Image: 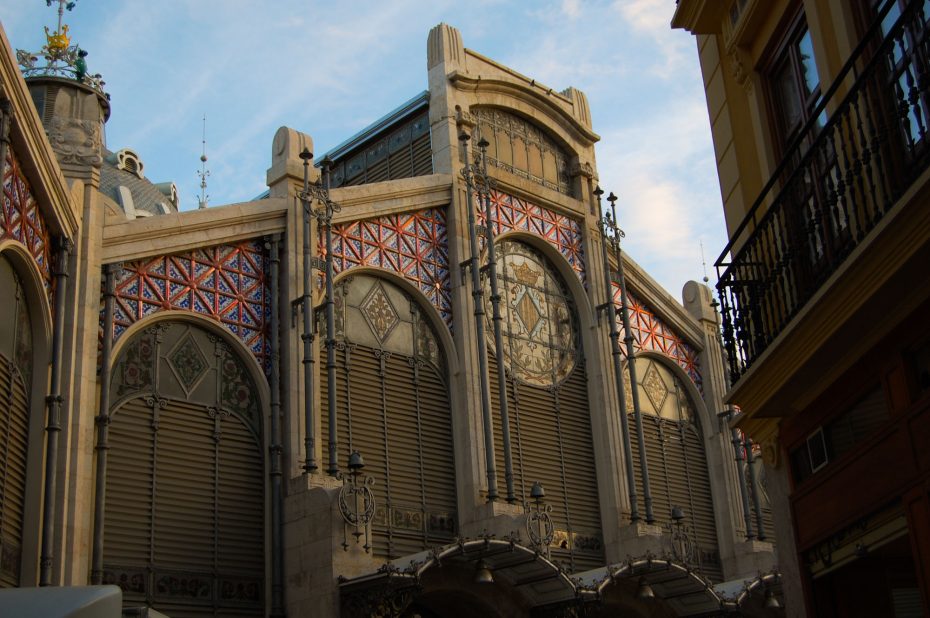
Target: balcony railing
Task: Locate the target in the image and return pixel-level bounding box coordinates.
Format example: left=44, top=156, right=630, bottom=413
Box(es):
left=716, top=0, right=930, bottom=382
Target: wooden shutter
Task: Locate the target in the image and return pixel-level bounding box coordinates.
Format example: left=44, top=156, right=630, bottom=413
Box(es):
left=0, top=358, right=29, bottom=588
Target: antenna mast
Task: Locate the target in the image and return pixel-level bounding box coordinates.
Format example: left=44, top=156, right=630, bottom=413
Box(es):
left=197, top=114, right=210, bottom=209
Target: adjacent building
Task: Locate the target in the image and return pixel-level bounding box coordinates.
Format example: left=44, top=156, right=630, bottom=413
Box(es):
left=673, top=0, right=930, bottom=615
left=2, top=8, right=783, bottom=616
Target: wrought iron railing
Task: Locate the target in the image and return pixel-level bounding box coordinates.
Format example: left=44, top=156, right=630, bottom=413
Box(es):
left=716, top=0, right=930, bottom=381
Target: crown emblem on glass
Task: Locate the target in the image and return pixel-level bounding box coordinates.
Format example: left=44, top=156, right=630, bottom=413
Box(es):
left=16, top=0, right=107, bottom=97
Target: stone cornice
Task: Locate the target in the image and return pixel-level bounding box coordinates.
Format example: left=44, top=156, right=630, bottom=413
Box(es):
left=329, top=174, right=452, bottom=223
left=670, top=0, right=723, bottom=35
left=101, top=198, right=288, bottom=262
left=0, top=27, right=79, bottom=238
left=447, top=70, right=599, bottom=146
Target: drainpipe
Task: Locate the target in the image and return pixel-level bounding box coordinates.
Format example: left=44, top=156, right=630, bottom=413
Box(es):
left=595, top=187, right=640, bottom=522
left=460, top=132, right=498, bottom=502
left=299, top=149, right=317, bottom=473
left=744, top=433, right=766, bottom=541
left=606, top=192, right=654, bottom=524
left=39, top=236, right=72, bottom=586
left=91, top=262, right=118, bottom=584
left=475, top=139, right=515, bottom=504
left=268, top=235, right=285, bottom=616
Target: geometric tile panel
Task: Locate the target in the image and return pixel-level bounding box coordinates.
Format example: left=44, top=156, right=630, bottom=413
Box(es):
left=109, top=240, right=270, bottom=372
left=477, top=190, right=586, bottom=284
left=613, top=282, right=702, bottom=391
left=2, top=147, right=53, bottom=299
left=324, top=207, right=451, bottom=327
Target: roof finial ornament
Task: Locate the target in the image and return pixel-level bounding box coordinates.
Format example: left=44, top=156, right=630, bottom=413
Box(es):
left=16, top=0, right=106, bottom=96
left=197, top=114, right=210, bottom=209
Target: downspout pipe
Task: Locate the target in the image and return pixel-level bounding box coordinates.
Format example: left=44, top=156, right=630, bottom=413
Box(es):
left=320, top=161, right=339, bottom=477
left=721, top=407, right=755, bottom=540
left=476, top=139, right=515, bottom=504
left=460, top=132, right=498, bottom=502
left=299, top=149, right=317, bottom=473
left=744, top=433, right=767, bottom=541
left=595, top=187, right=640, bottom=522
left=39, top=236, right=72, bottom=586
left=268, top=235, right=286, bottom=617
left=607, top=192, right=655, bottom=524
left=91, top=262, right=118, bottom=585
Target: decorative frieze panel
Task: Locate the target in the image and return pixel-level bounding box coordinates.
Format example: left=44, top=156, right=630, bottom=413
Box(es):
left=2, top=148, right=52, bottom=298
left=108, top=240, right=270, bottom=373
left=478, top=190, right=586, bottom=283
left=325, top=208, right=452, bottom=327
left=613, top=284, right=702, bottom=390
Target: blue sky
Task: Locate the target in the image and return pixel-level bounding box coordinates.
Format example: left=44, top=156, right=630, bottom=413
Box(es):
left=2, top=0, right=726, bottom=301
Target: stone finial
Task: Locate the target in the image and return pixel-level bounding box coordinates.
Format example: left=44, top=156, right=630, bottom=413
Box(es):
left=267, top=126, right=318, bottom=198
left=427, top=23, right=464, bottom=71
left=562, top=87, right=592, bottom=129
left=682, top=280, right=718, bottom=323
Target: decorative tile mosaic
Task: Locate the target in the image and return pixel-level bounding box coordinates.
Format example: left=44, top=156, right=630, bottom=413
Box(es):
left=613, top=283, right=702, bottom=390
left=109, top=240, right=270, bottom=372
left=324, top=207, right=451, bottom=327
left=2, top=148, right=52, bottom=298
left=477, top=190, right=586, bottom=284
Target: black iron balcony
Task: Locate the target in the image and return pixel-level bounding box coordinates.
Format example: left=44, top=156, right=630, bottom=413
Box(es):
left=716, top=0, right=930, bottom=382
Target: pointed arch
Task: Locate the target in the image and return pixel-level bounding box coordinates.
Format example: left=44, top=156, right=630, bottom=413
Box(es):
left=483, top=235, right=604, bottom=571
left=101, top=317, right=267, bottom=617
left=0, top=243, right=52, bottom=588
left=321, top=271, right=458, bottom=558
left=623, top=352, right=722, bottom=582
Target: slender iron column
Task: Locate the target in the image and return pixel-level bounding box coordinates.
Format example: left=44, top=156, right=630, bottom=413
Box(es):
left=720, top=407, right=754, bottom=540
left=298, top=148, right=317, bottom=473
left=304, top=159, right=342, bottom=476
left=475, top=139, right=515, bottom=503
left=39, top=236, right=72, bottom=586
left=744, top=433, right=766, bottom=540
left=595, top=187, right=640, bottom=522
left=268, top=235, right=285, bottom=617
left=606, top=192, right=654, bottom=523
left=91, top=262, right=118, bottom=585
left=460, top=132, right=498, bottom=502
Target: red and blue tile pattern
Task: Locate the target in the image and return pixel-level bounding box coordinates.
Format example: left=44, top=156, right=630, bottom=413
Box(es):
left=110, top=241, right=271, bottom=372
left=477, top=191, right=586, bottom=283
left=613, top=283, right=702, bottom=390
left=325, top=208, right=452, bottom=327
left=2, top=149, right=52, bottom=298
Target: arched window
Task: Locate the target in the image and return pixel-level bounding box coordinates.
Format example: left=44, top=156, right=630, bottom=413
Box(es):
left=487, top=240, right=603, bottom=571
left=473, top=108, right=573, bottom=196
left=0, top=255, right=34, bottom=588
left=103, top=321, right=264, bottom=617
left=624, top=357, right=722, bottom=581
left=321, top=275, right=456, bottom=559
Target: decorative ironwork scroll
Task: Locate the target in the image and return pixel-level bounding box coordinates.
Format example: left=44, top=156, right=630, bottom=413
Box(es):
left=325, top=208, right=452, bottom=327
left=2, top=148, right=53, bottom=298
left=338, top=452, right=377, bottom=553
left=478, top=190, right=586, bottom=284
left=108, top=240, right=270, bottom=373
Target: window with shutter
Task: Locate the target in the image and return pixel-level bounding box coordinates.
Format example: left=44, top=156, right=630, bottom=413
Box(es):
left=103, top=322, right=264, bottom=617
left=320, top=275, right=455, bottom=559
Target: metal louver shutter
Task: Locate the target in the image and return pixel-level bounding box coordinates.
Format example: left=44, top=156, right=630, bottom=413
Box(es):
left=491, top=357, right=604, bottom=572
left=629, top=415, right=722, bottom=582
left=104, top=397, right=264, bottom=617
left=0, top=358, right=29, bottom=588
left=104, top=398, right=155, bottom=606
left=322, top=344, right=456, bottom=559
left=411, top=133, right=433, bottom=177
